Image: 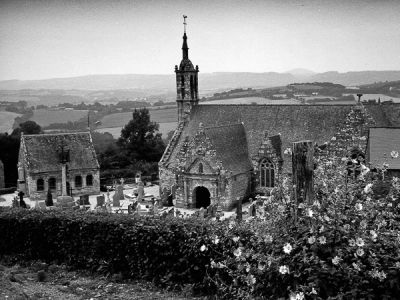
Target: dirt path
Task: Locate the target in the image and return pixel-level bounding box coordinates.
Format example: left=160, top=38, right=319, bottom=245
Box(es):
left=0, top=261, right=199, bottom=300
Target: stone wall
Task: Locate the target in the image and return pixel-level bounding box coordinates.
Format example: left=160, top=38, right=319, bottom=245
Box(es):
left=27, top=168, right=100, bottom=201
left=224, top=172, right=251, bottom=209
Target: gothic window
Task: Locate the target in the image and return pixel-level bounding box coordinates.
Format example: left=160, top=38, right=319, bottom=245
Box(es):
left=75, top=175, right=82, bottom=188
left=198, top=163, right=203, bottom=174
left=37, top=178, right=44, bottom=191
left=190, top=75, right=195, bottom=99
left=181, top=75, right=185, bottom=99
left=48, top=177, right=56, bottom=191
left=259, top=159, right=275, bottom=188
left=86, top=174, right=93, bottom=186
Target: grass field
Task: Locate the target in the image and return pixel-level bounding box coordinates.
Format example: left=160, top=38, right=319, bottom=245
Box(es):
left=202, top=97, right=300, bottom=105
left=98, top=108, right=177, bottom=129
left=29, top=109, right=89, bottom=127
left=96, top=122, right=177, bottom=139
left=0, top=111, right=21, bottom=133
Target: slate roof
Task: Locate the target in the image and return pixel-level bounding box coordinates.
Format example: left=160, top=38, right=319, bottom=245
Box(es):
left=367, top=127, right=400, bottom=169
left=21, top=132, right=99, bottom=173
left=204, top=123, right=252, bottom=175
left=163, top=104, right=394, bottom=172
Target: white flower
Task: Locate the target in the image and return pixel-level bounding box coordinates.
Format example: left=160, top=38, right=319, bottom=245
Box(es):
left=232, top=236, right=240, bottom=243
left=395, top=262, right=400, bottom=269
left=319, top=225, right=325, bottom=233
left=391, top=151, right=399, bottom=159
left=332, top=256, right=341, bottom=265
left=311, top=287, right=317, bottom=295
left=279, top=265, right=289, bottom=274
left=364, top=183, right=373, bottom=194
left=352, top=262, right=361, bottom=271
left=283, top=243, right=293, bottom=254
left=356, top=248, right=364, bottom=257
left=233, top=247, right=242, bottom=257
left=355, top=203, right=363, bottom=211
left=212, top=236, right=220, bottom=244
left=319, top=236, right=327, bottom=244
left=200, top=244, right=207, bottom=252
left=308, top=236, right=316, bottom=244
left=290, top=292, right=305, bottom=300
left=349, top=239, right=356, bottom=247
left=306, top=209, right=314, bottom=217
left=258, top=263, right=265, bottom=271
left=249, top=274, right=256, bottom=285
left=356, top=237, right=364, bottom=247
left=331, top=136, right=336, bottom=141
left=370, top=230, right=378, bottom=242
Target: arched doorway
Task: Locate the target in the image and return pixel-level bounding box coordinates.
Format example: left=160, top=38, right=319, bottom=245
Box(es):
left=193, top=186, right=210, bottom=209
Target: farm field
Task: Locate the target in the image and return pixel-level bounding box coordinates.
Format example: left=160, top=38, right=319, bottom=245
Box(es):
left=29, top=109, right=88, bottom=127
left=344, top=93, right=400, bottom=103
left=96, top=121, right=177, bottom=139
left=0, top=111, right=20, bottom=133
left=202, top=97, right=300, bottom=104
left=98, top=108, right=176, bottom=128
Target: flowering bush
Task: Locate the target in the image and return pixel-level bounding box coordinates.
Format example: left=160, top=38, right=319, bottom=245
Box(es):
left=202, top=156, right=400, bottom=299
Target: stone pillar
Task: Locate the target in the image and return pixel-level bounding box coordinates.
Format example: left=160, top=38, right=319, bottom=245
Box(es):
left=292, top=141, right=314, bottom=205
left=61, top=164, right=67, bottom=196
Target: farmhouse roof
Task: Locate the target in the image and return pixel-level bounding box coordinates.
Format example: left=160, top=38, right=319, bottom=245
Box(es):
left=162, top=104, right=394, bottom=171
left=21, top=132, right=99, bottom=173
left=204, top=123, right=252, bottom=175
left=367, top=127, right=400, bottom=170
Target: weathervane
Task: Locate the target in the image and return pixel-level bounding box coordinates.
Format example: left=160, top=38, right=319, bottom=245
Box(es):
left=183, top=15, right=187, bottom=33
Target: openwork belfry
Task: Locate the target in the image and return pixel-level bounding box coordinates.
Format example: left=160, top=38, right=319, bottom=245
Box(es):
left=158, top=16, right=399, bottom=210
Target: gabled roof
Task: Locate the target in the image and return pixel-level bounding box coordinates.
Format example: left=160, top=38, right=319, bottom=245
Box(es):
left=204, top=123, right=252, bottom=175
left=367, top=127, right=400, bottom=169
left=163, top=104, right=394, bottom=172
left=21, top=132, right=99, bottom=173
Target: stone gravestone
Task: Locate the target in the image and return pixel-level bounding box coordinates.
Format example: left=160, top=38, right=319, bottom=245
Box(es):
left=248, top=203, right=256, bottom=217
left=137, top=181, right=144, bottom=201
left=112, top=193, right=121, bottom=207
left=79, top=194, right=90, bottom=205
left=198, top=207, right=204, bottom=218
left=115, top=185, right=124, bottom=201
left=96, top=195, right=105, bottom=207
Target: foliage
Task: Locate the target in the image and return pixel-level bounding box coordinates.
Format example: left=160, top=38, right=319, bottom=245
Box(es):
left=117, top=108, right=165, bottom=163
left=0, top=121, right=42, bottom=187
left=0, top=208, right=214, bottom=292
left=202, top=157, right=400, bottom=299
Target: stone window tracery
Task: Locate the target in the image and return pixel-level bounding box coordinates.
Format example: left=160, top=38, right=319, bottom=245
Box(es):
left=259, top=159, right=274, bottom=187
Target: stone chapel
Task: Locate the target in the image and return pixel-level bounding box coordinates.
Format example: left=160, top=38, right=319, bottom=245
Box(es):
left=158, top=22, right=400, bottom=210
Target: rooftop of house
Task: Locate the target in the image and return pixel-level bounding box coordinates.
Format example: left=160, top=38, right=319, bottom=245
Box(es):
left=367, top=127, right=400, bottom=170
left=21, top=132, right=99, bottom=173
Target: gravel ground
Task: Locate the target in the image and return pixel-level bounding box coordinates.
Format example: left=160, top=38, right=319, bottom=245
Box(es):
left=0, top=260, right=201, bottom=300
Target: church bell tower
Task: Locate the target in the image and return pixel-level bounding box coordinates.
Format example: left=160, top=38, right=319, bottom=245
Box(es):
left=175, top=15, right=199, bottom=123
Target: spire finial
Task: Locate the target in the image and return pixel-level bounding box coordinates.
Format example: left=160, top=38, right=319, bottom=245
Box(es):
left=183, top=15, right=187, bottom=33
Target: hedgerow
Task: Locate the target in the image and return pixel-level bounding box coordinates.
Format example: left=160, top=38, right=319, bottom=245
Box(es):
left=0, top=208, right=215, bottom=293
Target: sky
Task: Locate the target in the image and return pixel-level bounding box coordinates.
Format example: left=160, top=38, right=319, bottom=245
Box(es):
left=0, top=0, right=399, bottom=81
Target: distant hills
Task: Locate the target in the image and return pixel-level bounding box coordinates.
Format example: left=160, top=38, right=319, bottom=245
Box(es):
left=1, top=71, right=400, bottom=92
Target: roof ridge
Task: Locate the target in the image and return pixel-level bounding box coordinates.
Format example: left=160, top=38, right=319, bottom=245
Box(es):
left=198, top=103, right=356, bottom=107
left=23, top=131, right=90, bottom=137
left=370, top=126, right=400, bottom=129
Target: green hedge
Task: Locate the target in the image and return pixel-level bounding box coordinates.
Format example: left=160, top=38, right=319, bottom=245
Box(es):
left=0, top=208, right=214, bottom=292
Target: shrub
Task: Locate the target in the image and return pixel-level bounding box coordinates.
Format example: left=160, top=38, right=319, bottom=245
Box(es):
left=0, top=209, right=213, bottom=292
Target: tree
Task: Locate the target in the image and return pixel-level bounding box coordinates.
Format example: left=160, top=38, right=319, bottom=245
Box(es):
left=11, top=120, right=42, bottom=136
left=117, top=108, right=165, bottom=163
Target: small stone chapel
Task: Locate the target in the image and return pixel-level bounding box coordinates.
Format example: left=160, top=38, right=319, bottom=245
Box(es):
left=158, top=18, right=398, bottom=210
